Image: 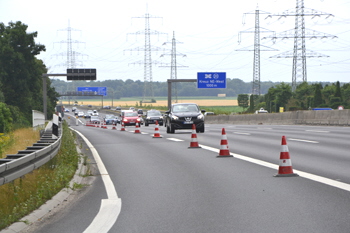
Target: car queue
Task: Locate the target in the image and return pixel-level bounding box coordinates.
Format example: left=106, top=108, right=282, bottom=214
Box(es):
left=65, top=105, right=208, bottom=132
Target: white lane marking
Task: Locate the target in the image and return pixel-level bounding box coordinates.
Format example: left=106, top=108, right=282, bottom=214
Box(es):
left=71, top=129, right=121, bottom=233
left=289, top=138, right=319, bottom=144
left=306, top=130, right=329, bottom=133
left=167, top=138, right=184, bottom=142
left=233, top=132, right=251, bottom=135
left=199, top=144, right=350, bottom=192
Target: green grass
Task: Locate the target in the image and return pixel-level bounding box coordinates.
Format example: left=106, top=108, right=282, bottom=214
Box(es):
left=0, top=122, right=80, bottom=230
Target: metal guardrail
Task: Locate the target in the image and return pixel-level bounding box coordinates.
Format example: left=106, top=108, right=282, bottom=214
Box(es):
left=0, top=122, right=62, bottom=186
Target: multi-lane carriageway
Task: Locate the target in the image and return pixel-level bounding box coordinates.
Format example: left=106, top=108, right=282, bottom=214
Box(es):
left=15, top=113, right=350, bottom=233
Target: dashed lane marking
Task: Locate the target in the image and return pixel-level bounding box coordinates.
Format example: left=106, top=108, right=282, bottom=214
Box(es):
left=289, top=138, right=319, bottom=144
left=233, top=132, right=251, bottom=135
left=166, top=138, right=184, bottom=142
left=305, top=130, right=329, bottom=133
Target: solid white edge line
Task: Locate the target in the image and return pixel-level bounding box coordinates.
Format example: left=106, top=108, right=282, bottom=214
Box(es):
left=199, top=144, right=350, bottom=192
left=71, top=129, right=121, bottom=233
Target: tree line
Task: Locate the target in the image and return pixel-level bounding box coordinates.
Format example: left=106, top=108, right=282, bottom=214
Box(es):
left=238, top=81, right=350, bottom=113
left=51, top=78, right=279, bottom=100
left=0, top=21, right=58, bottom=133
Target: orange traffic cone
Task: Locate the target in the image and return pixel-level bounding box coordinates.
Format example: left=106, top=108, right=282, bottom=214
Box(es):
left=153, top=121, right=162, bottom=138
left=274, top=136, right=299, bottom=177
left=134, top=122, right=141, bottom=134
left=188, top=124, right=201, bottom=148
left=120, top=122, right=125, bottom=131
left=217, top=128, right=233, bottom=157
left=112, top=123, right=117, bottom=130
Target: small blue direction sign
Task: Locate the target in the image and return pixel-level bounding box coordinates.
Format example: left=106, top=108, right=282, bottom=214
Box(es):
left=197, top=72, right=226, bottom=88
left=77, top=87, right=107, bottom=96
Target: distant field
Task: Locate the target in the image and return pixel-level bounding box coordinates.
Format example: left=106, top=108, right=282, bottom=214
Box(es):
left=61, top=98, right=238, bottom=107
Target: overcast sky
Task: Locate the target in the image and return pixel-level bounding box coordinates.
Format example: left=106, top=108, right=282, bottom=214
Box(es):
left=1, top=0, right=349, bottom=84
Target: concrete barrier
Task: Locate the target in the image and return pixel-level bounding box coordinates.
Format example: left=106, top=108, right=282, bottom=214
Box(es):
left=205, top=110, right=350, bottom=126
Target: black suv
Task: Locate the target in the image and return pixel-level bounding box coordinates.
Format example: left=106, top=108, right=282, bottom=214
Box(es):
left=164, top=103, right=205, bottom=133
left=144, top=110, right=164, bottom=126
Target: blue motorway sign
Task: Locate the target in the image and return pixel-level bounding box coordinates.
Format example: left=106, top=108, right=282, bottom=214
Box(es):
left=197, top=72, right=226, bottom=88
left=77, top=87, right=107, bottom=96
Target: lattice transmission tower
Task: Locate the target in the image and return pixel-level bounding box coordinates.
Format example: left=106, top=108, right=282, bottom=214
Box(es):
left=127, top=12, right=166, bottom=102
left=263, top=0, right=336, bottom=91
left=237, top=7, right=277, bottom=95
left=55, top=20, right=86, bottom=69
left=160, top=31, right=187, bottom=103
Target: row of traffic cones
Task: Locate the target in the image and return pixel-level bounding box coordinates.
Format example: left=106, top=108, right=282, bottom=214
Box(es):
left=188, top=124, right=298, bottom=177
left=88, top=120, right=298, bottom=177
left=92, top=120, right=162, bottom=138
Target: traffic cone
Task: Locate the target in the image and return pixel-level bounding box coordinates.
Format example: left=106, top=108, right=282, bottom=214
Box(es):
left=134, top=122, right=141, bottom=134
left=217, top=128, right=233, bottom=157
left=112, top=122, right=117, bottom=130
left=188, top=124, right=201, bottom=148
left=274, top=136, right=299, bottom=177
left=153, top=120, right=162, bottom=138
left=120, top=122, right=125, bottom=131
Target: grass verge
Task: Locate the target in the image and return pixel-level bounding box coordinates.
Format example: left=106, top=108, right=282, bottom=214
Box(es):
left=1, top=128, right=41, bottom=159
left=0, top=121, right=80, bottom=230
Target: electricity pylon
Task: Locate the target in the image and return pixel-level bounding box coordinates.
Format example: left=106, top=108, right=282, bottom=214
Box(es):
left=160, top=31, right=187, bottom=103
left=237, top=7, right=277, bottom=95
left=54, top=20, right=87, bottom=102
left=127, top=12, right=166, bottom=103
left=55, top=20, right=86, bottom=69
left=263, top=0, right=336, bottom=91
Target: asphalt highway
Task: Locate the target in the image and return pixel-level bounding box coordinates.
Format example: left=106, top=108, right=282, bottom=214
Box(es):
left=24, top=114, right=350, bottom=233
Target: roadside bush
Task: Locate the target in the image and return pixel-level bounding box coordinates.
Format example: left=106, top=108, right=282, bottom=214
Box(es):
left=0, top=102, right=13, bottom=133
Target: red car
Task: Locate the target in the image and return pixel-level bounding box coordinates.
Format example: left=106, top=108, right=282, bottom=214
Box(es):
left=121, top=111, right=142, bottom=126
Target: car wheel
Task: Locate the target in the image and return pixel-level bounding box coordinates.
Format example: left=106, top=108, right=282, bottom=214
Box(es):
left=159, top=123, right=163, bottom=126
left=199, top=125, right=205, bottom=133
left=145, top=122, right=149, bottom=126
left=167, top=123, right=175, bottom=134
